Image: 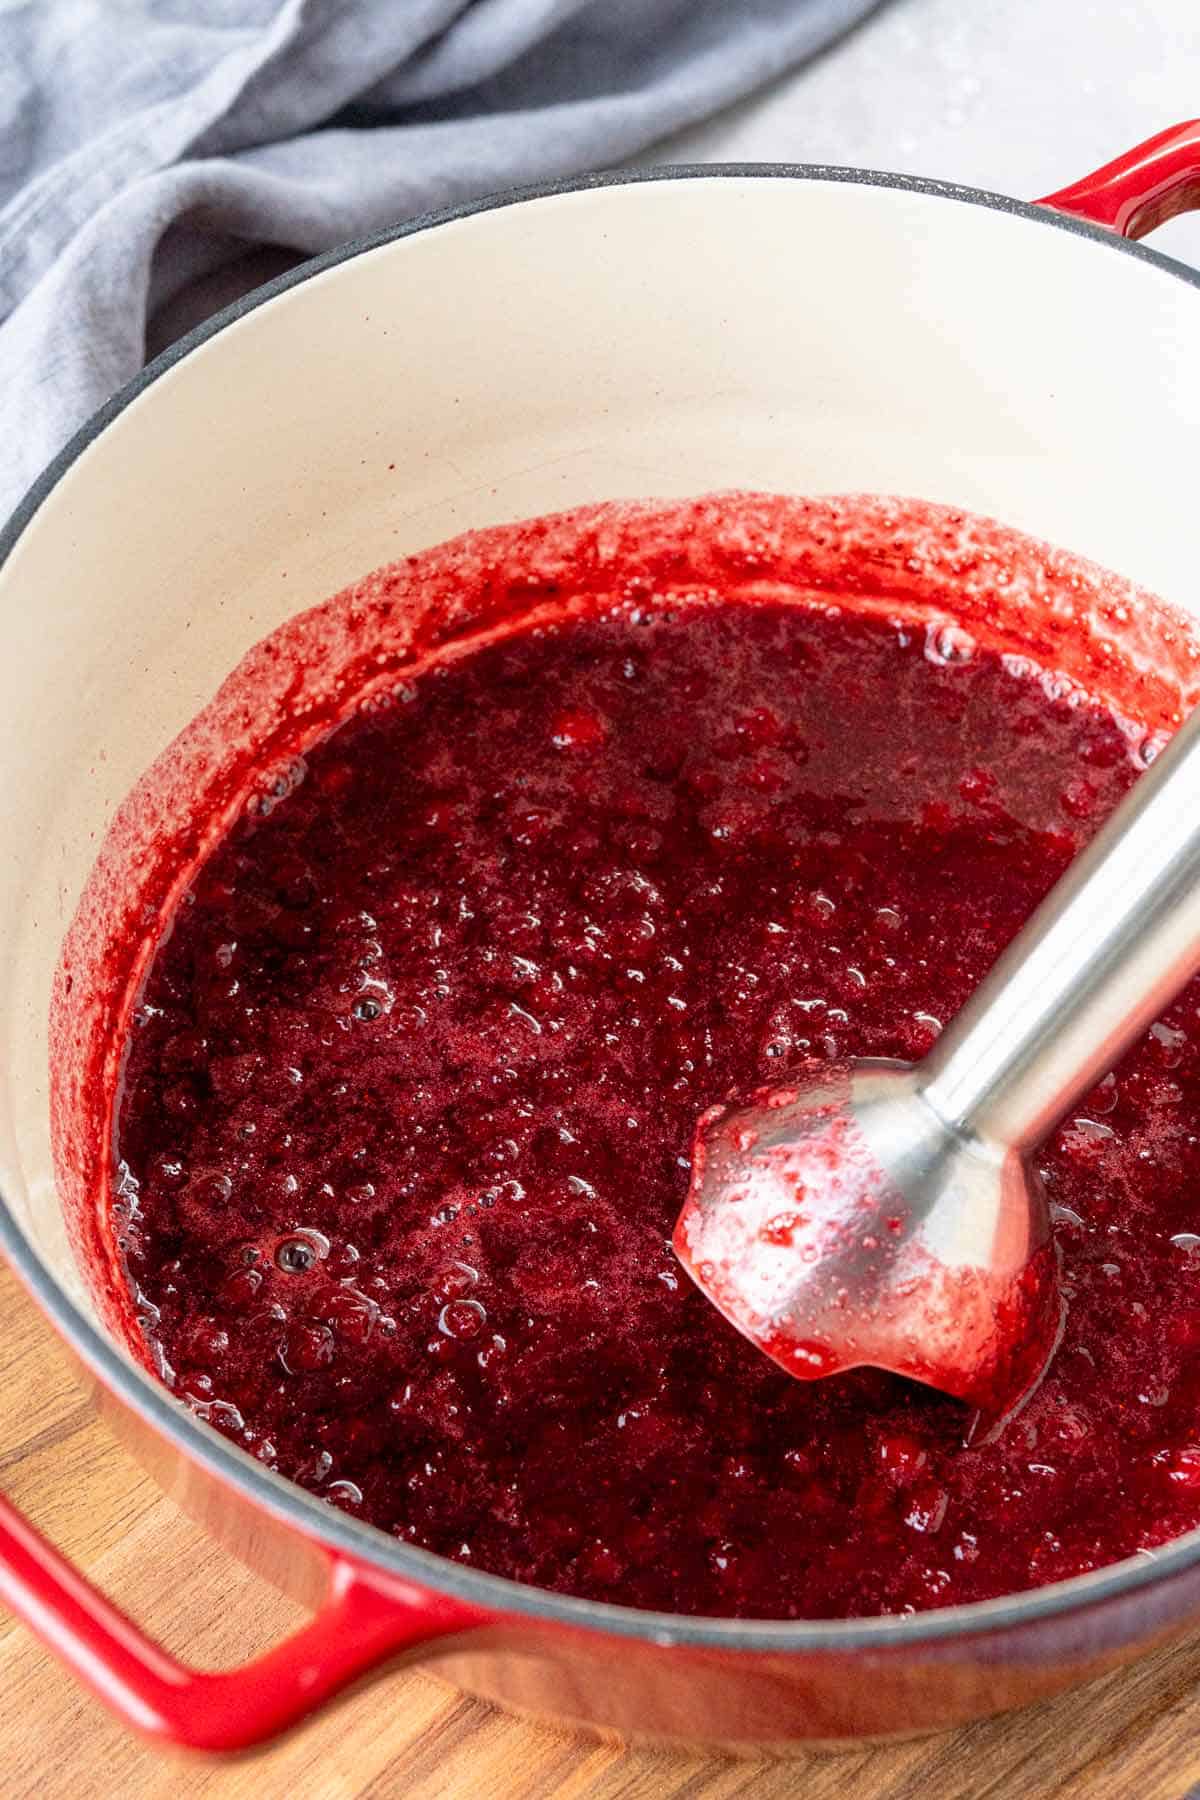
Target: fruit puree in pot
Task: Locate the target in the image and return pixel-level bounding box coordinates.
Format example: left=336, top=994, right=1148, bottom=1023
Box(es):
left=83, top=495, right=1200, bottom=1620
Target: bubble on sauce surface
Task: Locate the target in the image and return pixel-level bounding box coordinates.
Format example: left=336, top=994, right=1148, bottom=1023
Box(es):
left=924, top=622, right=975, bottom=667
left=274, top=1230, right=330, bottom=1274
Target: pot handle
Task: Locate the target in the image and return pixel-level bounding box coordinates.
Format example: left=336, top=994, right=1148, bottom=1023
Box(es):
left=0, top=1488, right=483, bottom=1751
left=1036, top=119, right=1200, bottom=238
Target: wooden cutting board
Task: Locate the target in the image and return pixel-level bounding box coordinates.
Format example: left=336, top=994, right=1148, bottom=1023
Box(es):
left=1, top=1255, right=1199, bottom=1800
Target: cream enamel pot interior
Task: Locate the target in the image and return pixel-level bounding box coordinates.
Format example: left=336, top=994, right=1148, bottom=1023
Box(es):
left=1, top=126, right=1200, bottom=1754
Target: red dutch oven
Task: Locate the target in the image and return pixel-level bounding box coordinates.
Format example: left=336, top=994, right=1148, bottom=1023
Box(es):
left=0, top=124, right=1199, bottom=1754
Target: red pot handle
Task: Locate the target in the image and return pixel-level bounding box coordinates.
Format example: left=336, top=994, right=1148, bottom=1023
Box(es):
left=0, top=1488, right=483, bottom=1751
left=1036, top=119, right=1200, bottom=238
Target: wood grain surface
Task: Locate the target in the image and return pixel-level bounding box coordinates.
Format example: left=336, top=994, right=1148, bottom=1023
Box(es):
left=1, top=1257, right=1199, bottom=1800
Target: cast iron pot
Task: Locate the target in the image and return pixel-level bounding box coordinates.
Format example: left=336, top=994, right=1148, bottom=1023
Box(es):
left=0, top=124, right=1199, bottom=1755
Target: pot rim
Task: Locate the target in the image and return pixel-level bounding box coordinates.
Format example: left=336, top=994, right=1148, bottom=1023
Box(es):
left=4, top=160, right=1200, bottom=1654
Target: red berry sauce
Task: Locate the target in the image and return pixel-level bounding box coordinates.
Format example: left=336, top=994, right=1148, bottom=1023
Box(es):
left=101, top=498, right=1200, bottom=1618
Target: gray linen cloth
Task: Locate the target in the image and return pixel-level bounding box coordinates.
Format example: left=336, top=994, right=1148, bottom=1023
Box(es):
left=0, top=0, right=879, bottom=518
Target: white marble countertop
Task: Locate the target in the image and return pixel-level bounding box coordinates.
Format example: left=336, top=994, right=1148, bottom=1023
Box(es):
left=653, top=0, right=1200, bottom=271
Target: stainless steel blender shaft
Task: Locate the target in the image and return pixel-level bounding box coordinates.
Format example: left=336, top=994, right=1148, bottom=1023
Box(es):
left=921, top=706, right=1200, bottom=1151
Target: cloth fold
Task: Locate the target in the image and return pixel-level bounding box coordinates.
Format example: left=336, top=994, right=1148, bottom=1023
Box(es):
left=0, top=0, right=879, bottom=517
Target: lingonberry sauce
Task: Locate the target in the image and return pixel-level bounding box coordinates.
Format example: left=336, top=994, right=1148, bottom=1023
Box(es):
left=110, top=518, right=1200, bottom=1620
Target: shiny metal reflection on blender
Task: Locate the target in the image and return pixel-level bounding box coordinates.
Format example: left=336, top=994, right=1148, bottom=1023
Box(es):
left=678, top=698, right=1200, bottom=1404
